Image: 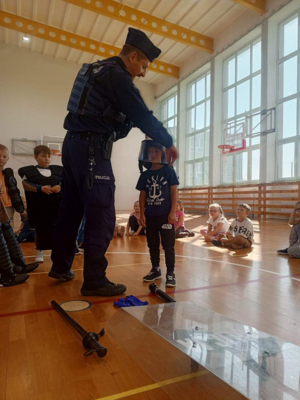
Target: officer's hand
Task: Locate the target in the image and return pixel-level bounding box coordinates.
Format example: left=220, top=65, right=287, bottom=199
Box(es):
left=132, top=232, right=139, bottom=236
left=166, top=144, right=178, bottom=166
left=140, top=215, right=146, bottom=228
left=0, top=183, right=4, bottom=196
left=168, top=212, right=176, bottom=225
left=51, top=185, right=61, bottom=194
left=42, top=185, right=52, bottom=195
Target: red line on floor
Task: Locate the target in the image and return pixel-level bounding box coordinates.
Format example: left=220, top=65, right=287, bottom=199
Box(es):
left=1, top=273, right=300, bottom=319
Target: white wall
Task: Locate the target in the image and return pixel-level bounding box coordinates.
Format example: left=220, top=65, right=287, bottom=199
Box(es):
left=0, top=42, right=155, bottom=210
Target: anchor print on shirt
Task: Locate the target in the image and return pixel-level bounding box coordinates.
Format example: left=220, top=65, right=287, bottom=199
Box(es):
left=146, top=175, right=168, bottom=206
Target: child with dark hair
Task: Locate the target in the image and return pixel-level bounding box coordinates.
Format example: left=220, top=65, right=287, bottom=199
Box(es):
left=18, top=145, right=63, bottom=263
left=137, top=140, right=179, bottom=287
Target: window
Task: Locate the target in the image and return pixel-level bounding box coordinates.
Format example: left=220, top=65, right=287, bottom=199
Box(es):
left=222, top=38, right=262, bottom=184
left=161, top=93, right=178, bottom=148
left=277, top=13, right=300, bottom=180
left=185, top=72, right=210, bottom=187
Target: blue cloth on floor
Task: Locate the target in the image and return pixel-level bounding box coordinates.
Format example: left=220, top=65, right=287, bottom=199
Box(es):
left=113, top=295, right=149, bottom=307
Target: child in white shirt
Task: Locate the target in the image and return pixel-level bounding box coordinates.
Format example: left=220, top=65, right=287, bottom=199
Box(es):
left=200, top=203, right=229, bottom=242
left=213, top=203, right=254, bottom=249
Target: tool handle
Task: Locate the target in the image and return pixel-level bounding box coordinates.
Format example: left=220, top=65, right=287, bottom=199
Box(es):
left=149, top=283, right=176, bottom=303
left=82, top=332, right=107, bottom=358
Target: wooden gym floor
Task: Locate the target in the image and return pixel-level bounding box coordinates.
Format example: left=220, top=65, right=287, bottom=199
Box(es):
left=0, top=212, right=299, bottom=400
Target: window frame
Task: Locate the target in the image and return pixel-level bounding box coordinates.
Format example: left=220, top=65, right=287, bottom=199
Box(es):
left=276, top=11, right=300, bottom=181
left=160, top=92, right=178, bottom=148
left=221, top=36, right=262, bottom=185
left=184, top=70, right=211, bottom=188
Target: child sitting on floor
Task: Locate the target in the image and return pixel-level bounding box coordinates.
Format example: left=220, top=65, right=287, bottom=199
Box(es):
left=277, top=201, right=300, bottom=257
left=126, top=201, right=146, bottom=236
left=175, top=200, right=195, bottom=238
left=200, top=203, right=229, bottom=242
left=212, top=203, right=254, bottom=249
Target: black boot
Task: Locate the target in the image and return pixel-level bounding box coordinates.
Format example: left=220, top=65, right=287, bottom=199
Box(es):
left=1, top=221, right=39, bottom=274
left=0, top=223, right=29, bottom=287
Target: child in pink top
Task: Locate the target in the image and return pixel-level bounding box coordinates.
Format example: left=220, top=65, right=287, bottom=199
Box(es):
left=175, top=200, right=195, bottom=238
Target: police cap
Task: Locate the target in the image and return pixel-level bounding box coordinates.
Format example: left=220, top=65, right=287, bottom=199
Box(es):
left=126, top=27, right=161, bottom=62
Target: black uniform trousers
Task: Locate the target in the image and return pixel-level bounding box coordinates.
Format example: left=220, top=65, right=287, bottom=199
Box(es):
left=145, top=214, right=175, bottom=273
left=51, top=132, right=115, bottom=289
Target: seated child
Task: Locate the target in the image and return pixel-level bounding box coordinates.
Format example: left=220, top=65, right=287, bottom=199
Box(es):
left=277, top=201, right=300, bottom=257
left=126, top=201, right=146, bottom=236
left=0, top=144, right=24, bottom=228
left=137, top=140, right=179, bottom=287
left=15, top=198, right=36, bottom=243
left=212, top=203, right=254, bottom=249
left=200, top=203, right=229, bottom=242
left=18, top=145, right=63, bottom=263
left=113, top=223, right=126, bottom=238
left=175, top=200, right=195, bottom=238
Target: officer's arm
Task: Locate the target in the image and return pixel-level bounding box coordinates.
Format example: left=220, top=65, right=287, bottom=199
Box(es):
left=111, top=71, right=173, bottom=149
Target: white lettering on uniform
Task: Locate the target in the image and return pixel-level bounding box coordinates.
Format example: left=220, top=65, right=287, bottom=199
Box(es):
left=95, top=175, right=110, bottom=180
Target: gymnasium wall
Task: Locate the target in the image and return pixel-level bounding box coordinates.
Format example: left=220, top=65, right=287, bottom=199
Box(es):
left=0, top=42, right=155, bottom=210
left=155, top=0, right=291, bottom=98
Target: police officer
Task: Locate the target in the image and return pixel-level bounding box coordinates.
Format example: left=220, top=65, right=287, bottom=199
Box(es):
left=48, top=27, right=178, bottom=297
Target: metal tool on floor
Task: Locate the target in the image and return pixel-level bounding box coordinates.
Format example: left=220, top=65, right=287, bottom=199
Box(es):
left=149, top=283, right=176, bottom=303
left=51, top=300, right=107, bottom=357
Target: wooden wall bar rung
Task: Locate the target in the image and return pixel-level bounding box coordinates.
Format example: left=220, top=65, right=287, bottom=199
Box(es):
left=178, top=181, right=300, bottom=219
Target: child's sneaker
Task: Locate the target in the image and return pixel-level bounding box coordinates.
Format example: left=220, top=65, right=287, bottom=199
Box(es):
left=212, top=239, right=223, bottom=247
left=277, top=248, right=289, bottom=255
left=35, top=250, right=44, bottom=263
left=143, top=268, right=161, bottom=282
left=166, top=272, right=176, bottom=287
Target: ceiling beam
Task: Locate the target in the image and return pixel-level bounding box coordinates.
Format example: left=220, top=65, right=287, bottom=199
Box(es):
left=0, top=11, right=179, bottom=78
left=63, top=0, right=214, bottom=53
left=230, top=0, right=266, bottom=14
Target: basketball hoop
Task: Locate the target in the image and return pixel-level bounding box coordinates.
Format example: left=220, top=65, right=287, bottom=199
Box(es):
left=51, top=149, right=62, bottom=156
left=218, top=144, right=234, bottom=155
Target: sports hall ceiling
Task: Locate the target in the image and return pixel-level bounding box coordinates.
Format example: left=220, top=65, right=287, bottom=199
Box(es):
left=0, top=0, right=266, bottom=85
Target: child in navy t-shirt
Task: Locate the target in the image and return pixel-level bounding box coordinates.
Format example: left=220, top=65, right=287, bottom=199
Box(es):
left=136, top=142, right=179, bottom=287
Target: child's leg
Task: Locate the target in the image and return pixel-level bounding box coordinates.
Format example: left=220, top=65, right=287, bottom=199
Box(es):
left=229, top=236, right=252, bottom=249
left=16, top=230, right=30, bottom=243
left=289, top=225, right=299, bottom=247
left=129, top=215, right=139, bottom=233
left=160, top=216, right=175, bottom=273
left=288, top=242, right=300, bottom=258
left=175, top=226, right=189, bottom=238
left=146, top=216, right=161, bottom=269
left=117, top=226, right=125, bottom=237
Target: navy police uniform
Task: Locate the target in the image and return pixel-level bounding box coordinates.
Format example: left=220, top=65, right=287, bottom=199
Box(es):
left=50, top=28, right=173, bottom=293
